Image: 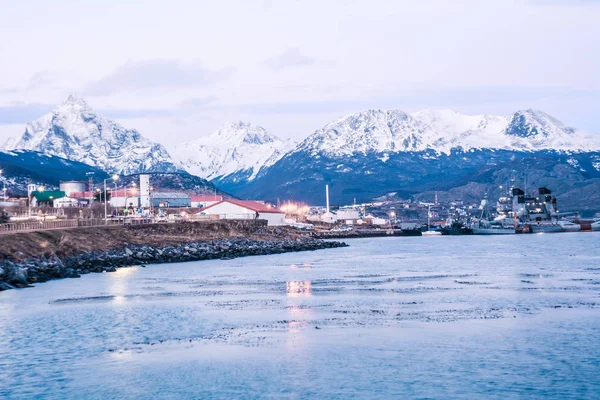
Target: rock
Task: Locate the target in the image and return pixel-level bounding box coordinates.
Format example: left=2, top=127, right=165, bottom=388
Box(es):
left=0, top=233, right=348, bottom=290
left=4, top=262, right=29, bottom=285
left=0, top=281, right=15, bottom=291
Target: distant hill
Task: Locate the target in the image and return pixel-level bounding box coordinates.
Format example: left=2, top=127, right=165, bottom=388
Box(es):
left=0, top=149, right=108, bottom=195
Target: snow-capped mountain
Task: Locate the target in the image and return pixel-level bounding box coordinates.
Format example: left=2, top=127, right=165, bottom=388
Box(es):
left=219, top=108, right=600, bottom=208
left=4, top=95, right=178, bottom=175
left=173, top=121, right=295, bottom=181
left=1, top=137, right=17, bottom=150
left=295, top=108, right=600, bottom=157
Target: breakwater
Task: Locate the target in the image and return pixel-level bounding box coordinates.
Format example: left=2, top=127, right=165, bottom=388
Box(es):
left=0, top=220, right=347, bottom=290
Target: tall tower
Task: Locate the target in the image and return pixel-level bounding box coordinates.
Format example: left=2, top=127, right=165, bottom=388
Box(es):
left=139, top=174, right=150, bottom=208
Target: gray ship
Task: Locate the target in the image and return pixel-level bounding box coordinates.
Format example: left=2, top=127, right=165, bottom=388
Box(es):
left=471, top=186, right=580, bottom=234
left=470, top=197, right=516, bottom=235
left=510, top=187, right=579, bottom=233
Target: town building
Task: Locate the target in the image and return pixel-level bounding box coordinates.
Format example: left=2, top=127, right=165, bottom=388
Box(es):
left=31, top=191, right=66, bottom=207
left=109, top=188, right=141, bottom=208
left=191, top=194, right=223, bottom=208
left=151, top=192, right=191, bottom=208
left=196, top=199, right=285, bottom=226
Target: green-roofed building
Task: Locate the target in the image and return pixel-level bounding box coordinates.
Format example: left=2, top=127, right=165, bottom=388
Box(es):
left=32, top=191, right=66, bottom=207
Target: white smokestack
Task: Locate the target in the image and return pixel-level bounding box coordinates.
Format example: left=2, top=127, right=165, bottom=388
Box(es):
left=326, top=184, right=330, bottom=213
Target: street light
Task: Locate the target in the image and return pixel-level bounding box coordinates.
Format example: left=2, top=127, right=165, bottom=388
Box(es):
left=104, top=174, right=119, bottom=222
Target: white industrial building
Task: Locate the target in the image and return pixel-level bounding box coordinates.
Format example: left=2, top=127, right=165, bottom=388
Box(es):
left=336, top=208, right=360, bottom=220
left=191, top=195, right=223, bottom=208
left=196, top=199, right=285, bottom=226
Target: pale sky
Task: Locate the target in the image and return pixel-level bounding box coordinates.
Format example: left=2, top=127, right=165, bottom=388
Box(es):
left=1, top=0, right=599, bottom=151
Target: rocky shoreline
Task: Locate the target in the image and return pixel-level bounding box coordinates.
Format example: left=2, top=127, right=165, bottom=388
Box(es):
left=0, top=237, right=347, bottom=291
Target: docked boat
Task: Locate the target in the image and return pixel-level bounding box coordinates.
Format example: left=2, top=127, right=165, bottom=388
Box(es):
left=471, top=198, right=516, bottom=235
left=592, top=220, right=600, bottom=231
left=422, top=205, right=442, bottom=236
left=558, top=220, right=581, bottom=232
left=439, top=218, right=472, bottom=235
left=507, top=186, right=583, bottom=234
left=471, top=225, right=515, bottom=235
left=528, top=221, right=564, bottom=234
left=422, top=230, right=442, bottom=236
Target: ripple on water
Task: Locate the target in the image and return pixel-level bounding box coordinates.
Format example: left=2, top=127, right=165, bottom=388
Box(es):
left=2, top=235, right=600, bottom=399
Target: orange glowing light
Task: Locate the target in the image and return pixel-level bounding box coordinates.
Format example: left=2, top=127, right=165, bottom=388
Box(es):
left=286, top=280, right=312, bottom=297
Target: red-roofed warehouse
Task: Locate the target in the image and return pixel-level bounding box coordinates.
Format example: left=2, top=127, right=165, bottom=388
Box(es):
left=196, top=199, right=285, bottom=226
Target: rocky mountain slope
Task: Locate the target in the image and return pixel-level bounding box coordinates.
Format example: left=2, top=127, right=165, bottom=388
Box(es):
left=173, top=121, right=295, bottom=183
left=4, top=95, right=178, bottom=175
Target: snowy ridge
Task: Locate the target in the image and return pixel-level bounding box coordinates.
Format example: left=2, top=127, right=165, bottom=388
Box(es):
left=173, top=121, right=295, bottom=180
left=295, top=108, right=600, bottom=157
left=1, top=137, right=17, bottom=150
left=5, top=95, right=177, bottom=175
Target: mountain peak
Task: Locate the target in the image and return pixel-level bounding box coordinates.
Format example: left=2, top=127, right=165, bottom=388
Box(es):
left=214, top=121, right=278, bottom=145
left=505, top=109, right=574, bottom=139
left=9, top=97, right=177, bottom=174
left=296, top=107, right=599, bottom=156
left=62, top=94, right=90, bottom=109
left=174, top=123, right=295, bottom=181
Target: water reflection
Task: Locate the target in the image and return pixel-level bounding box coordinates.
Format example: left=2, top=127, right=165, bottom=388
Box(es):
left=286, top=281, right=312, bottom=297
left=108, top=267, right=138, bottom=302
left=289, top=264, right=312, bottom=269
left=287, top=306, right=311, bottom=333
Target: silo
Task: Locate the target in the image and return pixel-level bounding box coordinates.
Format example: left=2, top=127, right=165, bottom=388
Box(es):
left=139, top=174, right=151, bottom=208
left=60, top=181, right=86, bottom=196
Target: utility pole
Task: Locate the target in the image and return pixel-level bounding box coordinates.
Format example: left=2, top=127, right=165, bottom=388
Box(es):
left=104, top=175, right=119, bottom=222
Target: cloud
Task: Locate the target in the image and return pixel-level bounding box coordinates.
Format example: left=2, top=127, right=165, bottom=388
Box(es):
left=100, top=107, right=174, bottom=120
left=101, top=85, right=600, bottom=122
left=266, top=47, right=316, bottom=70
left=529, top=0, right=600, bottom=5
left=25, top=70, right=57, bottom=90
left=84, top=60, right=234, bottom=96
left=178, top=96, right=218, bottom=108
left=99, top=96, right=218, bottom=120
left=0, top=103, right=54, bottom=124
left=221, top=86, right=600, bottom=116
left=0, top=70, right=63, bottom=95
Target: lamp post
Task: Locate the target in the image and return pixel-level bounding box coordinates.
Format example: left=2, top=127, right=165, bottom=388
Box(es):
left=114, top=181, right=118, bottom=216
left=104, top=174, right=119, bottom=222
left=149, top=185, right=154, bottom=217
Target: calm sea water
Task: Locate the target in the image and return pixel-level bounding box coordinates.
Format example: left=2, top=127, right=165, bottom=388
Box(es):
left=1, top=234, right=600, bottom=399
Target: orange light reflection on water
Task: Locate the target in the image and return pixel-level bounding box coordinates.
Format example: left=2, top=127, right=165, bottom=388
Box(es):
left=286, top=280, right=312, bottom=297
